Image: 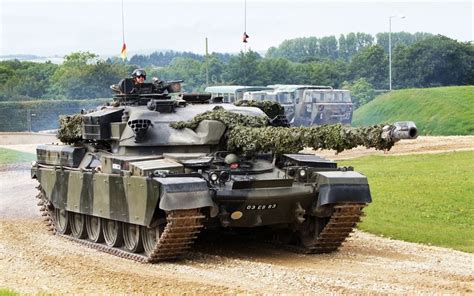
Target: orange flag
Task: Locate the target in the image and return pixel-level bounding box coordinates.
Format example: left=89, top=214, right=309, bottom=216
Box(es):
left=120, top=42, right=127, bottom=61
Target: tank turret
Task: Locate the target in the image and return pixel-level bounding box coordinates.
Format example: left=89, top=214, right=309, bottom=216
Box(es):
left=32, top=83, right=418, bottom=263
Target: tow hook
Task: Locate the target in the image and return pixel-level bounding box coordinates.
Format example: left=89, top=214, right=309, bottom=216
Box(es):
left=294, top=202, right=306, bottom=223
left=219, top=206, right=230, bottom=227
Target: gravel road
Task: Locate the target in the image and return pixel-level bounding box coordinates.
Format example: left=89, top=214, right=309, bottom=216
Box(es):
left=0, top=136, right=473, bottom=294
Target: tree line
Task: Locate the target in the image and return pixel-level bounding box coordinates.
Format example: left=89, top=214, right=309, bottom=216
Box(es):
left=0, top=33, right=472, bottom=109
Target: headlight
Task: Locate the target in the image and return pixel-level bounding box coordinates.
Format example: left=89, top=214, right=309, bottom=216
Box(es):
left=299, top=168, right=307, bottom=178
left=219, top=171, right=230, bottom=183
left=209, top=172, right=219, bottom=182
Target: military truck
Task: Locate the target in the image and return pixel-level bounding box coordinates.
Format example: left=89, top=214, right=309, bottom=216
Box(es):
left=267, top=85, right=353, bottom=126
left=204, top=85, right=273, bottom=103
left=243, top=90, right=295, bottom=123
left=293, top=88, right=353, bottom=126
left=32, top=81, right=418, bottom=263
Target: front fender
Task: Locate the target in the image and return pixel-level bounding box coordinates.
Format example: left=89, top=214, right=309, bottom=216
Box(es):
left=154, top=177, right=214, bottom=211
left=315, top=171, right=372, bottom=207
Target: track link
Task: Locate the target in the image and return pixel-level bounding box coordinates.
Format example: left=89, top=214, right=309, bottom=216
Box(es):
left=282, top=203, right=366, bottom=254
left=306, top=203, right=366, bottom=254
left=36, top=187, right=204, bottom=263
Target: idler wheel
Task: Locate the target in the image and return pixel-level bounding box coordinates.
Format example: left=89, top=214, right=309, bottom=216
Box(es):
left=123, top=223, right=143, bottom=253
left=86, top=215, right=104, bottom=243
left=70, top=212, right=87, bottom=239
left=54, top=208, right=71, bottom=234
left=103, top=219, right=123, bottom=247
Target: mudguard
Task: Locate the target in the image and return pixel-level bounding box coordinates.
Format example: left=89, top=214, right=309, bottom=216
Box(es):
left=315, top=171, right=372, bottom=207
left=154, top=177, right=214, bottom=211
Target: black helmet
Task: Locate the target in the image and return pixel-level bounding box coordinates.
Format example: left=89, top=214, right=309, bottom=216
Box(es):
left=131, top=69, right=146, bottom=79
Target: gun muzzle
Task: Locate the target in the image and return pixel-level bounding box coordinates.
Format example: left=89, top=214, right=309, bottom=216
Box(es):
left=382, top=121, right=418, bottom=141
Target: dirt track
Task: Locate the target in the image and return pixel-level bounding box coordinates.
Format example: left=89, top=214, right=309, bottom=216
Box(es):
left=0, top=136, right=473, bottom=294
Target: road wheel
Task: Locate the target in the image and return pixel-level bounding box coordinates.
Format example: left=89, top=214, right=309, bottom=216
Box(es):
left=54, top=208, right=71, bottom=234
left=103, top=219, right=123, bottom=247
left=70, top=212, right=87, bottom=238
left=123, top=223, right=143, bottom=253
left=141, top=221, right=166, bottom=256
left=86, top=215, right=103, bottom=243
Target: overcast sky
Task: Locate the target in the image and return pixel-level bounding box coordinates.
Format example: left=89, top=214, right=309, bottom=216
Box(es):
left=0, top=0, right=472, bottom=57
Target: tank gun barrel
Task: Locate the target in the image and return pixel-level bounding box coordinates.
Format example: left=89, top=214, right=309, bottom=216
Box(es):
left=382, top=121, right=418, bottom=142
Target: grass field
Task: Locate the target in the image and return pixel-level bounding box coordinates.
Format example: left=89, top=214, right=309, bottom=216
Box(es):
left=340, top=150, right=474, bottom=253
left=0, top=289, right=18, bottom=296
left=353, top=86, right=474, bottom=135
left=0, top=147, right=35, bottom=164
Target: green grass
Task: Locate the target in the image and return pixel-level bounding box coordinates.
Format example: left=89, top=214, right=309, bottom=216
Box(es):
left=0, top=148, right=35, bottom=164
left=353, top=86, right=474, bottom=135
left=0, top=289, right=18, bottom=296
left=340, top=150, right=474, bottom=253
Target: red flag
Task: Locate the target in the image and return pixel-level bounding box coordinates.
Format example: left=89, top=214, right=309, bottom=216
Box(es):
left=242, top=32, right=249, bottom=43
left=120, top=42, right=127, bottom=61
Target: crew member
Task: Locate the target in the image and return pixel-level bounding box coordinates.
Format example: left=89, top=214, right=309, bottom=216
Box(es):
left=131, top=69, right=147, bottom=86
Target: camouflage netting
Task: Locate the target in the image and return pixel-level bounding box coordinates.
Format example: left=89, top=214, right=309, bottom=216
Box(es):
left=228, top=125, right=394, bottom=155
left=170, top=109, right=396, bottom=155
left=233, top=100, right=285, bottom=119
left=57, top=114, right=83, bottom=144
left=170, top=108, right=268, bottom=130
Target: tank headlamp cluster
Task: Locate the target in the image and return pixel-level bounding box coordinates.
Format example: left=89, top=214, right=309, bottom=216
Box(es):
left=208, top=170, right=231, bottom=184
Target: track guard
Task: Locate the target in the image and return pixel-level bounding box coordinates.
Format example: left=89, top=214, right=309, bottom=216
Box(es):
left=154, top=177, right=214, bottom=211
left=315, top=171, right=372, bottom=207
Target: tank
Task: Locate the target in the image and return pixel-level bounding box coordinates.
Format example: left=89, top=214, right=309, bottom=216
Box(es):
left=31, top=82, right=418, bottom=263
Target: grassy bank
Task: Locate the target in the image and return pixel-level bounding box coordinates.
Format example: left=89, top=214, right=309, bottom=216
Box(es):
left=0, top=148, right=35, bottom=164
left=353, top=86, right=474, bottom=135
left=340, top=150, right=474, bottom=253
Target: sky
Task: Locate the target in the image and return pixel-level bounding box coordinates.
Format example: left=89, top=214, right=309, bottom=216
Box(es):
left=0, top=0, right=472, bottom=58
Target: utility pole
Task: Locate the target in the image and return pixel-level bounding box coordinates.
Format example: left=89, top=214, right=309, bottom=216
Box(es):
left=205, top=37, right=209, bottom=87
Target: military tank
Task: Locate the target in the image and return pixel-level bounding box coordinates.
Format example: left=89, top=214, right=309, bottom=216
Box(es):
left=32, top=79, right=418, bottom=263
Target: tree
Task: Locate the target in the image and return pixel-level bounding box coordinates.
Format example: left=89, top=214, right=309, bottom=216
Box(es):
left=49, top=51, right=128, bottom=99
left=201, top=53, right=225, bottom=87
left=342, top=78, right=376, bottom=108
left=223, top=50, right=262, bottom=85
left=376, top=32, right=433, bottom=53
left=392, top=35, right=474, bottom=88
left=349, top=45, right=388, bottom=89
left=319, top=36, right=338, bottom=59
left=158, top=57, right=204, bottom=91
left=338, top=34, right=349, bottom=61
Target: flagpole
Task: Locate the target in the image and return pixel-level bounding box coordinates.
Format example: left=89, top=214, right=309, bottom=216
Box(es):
left=120, top=0, right=127, bottom=61
left=244, top=0, right=247, bottom=53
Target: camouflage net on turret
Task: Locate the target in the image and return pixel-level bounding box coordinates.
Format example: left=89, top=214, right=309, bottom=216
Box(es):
left=233, top=100, right=285, bottom=119
left=170, top=108, right=268, bottom=130
left=170, top=109, right=396, bottom=155
left=57, top=115, right=83, bottom=144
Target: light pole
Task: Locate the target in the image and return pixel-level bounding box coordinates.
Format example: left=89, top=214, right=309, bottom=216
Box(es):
left=27, top=109, right=36, bottom=132
left=389, top=15, right=405, bottom=91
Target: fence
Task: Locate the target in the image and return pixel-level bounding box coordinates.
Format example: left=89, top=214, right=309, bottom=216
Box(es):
left=0, top=99, right=111, bottom=132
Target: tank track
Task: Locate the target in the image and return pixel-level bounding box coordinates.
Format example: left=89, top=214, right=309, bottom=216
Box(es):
left=284, top=203, right=366, bottom=254
left=36, top=185, right=55, bottom=233
left=307, top=203, right=366, bottom=253
left=36, top=186, right=204, bottom=263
